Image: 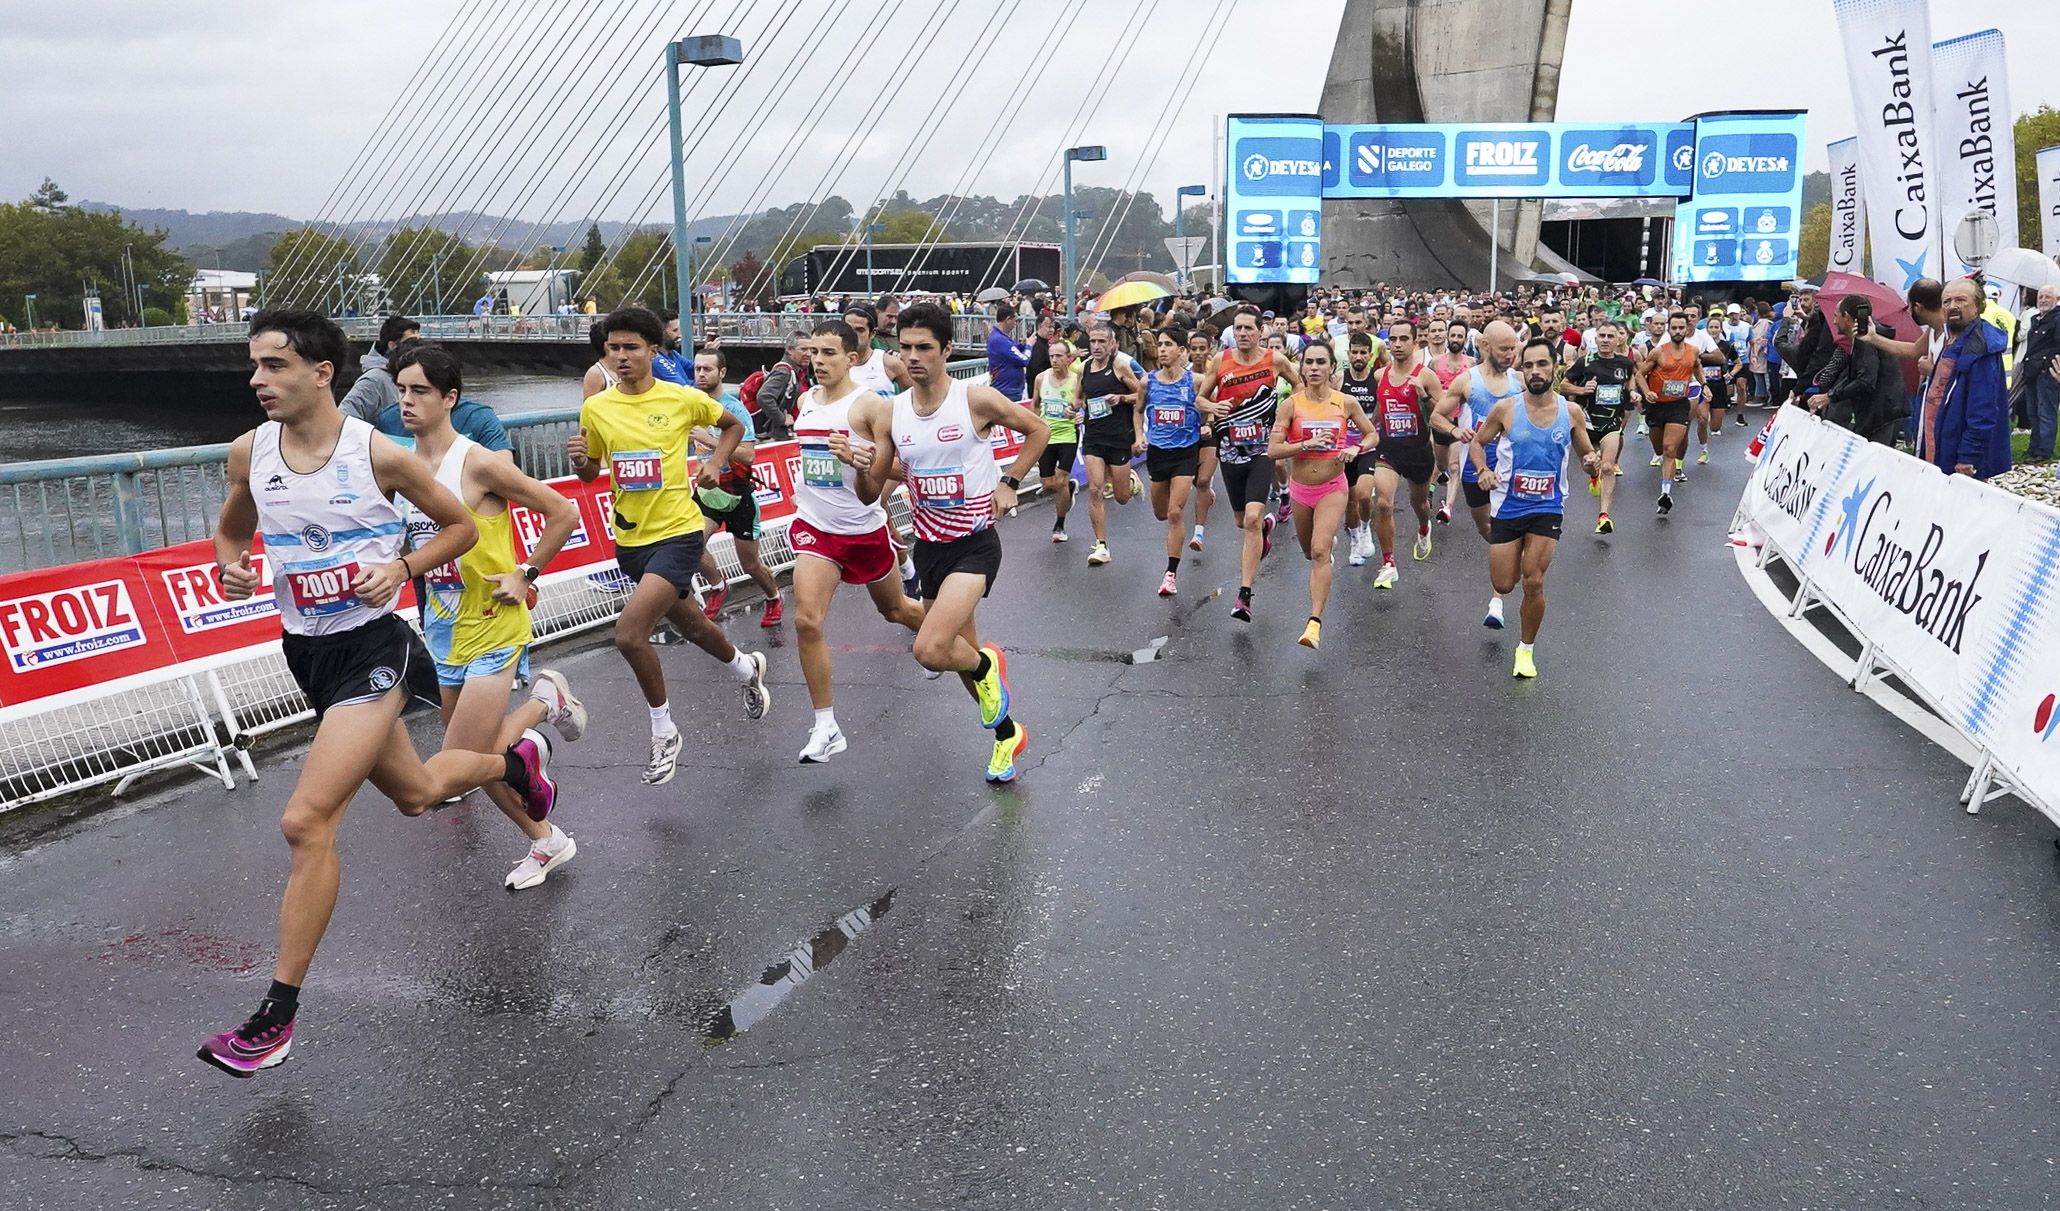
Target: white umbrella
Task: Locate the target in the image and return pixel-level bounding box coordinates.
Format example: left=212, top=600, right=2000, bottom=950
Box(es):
left=1982, top=247, right=2060, bottom=292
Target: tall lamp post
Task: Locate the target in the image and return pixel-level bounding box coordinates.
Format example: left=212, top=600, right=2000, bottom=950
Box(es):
left=1062, top=144, right=1107, bottom=319
left=1173, top=183, right=1206, bottom=291
left=690, top=235, right=712, bottom=340
left=666, top=34, right=743, bottom=333
left=863, top=221, right=885, bottom=299
left=24, top=293, right=36, bottom=332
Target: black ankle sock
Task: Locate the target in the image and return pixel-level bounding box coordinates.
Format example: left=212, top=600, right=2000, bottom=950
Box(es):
left=995, top=717, right=1018, bottom=741
left=1052, top=515, right=1065, bottom=530
left=973, top=651, right=993, bottom=680
left=260, top=980, right=299, bottom=1022
left=1237, top=586, right=1252, bottom=602
left=501, top=749, right=530, bottom=792
left=1166, top=556, right=1180, bottom=574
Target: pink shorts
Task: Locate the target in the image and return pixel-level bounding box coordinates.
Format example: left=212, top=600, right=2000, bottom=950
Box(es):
left=1286, top=475, right=1348, bottom=508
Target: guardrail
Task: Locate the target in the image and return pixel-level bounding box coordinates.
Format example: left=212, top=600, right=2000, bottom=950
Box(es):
left=4, top=311, right=1000, bottom=350
left=0, top=360, right=988, bottom=575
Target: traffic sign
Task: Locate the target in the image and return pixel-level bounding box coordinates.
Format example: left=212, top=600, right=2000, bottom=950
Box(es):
left=1163, top=236, right=1207, bottom=270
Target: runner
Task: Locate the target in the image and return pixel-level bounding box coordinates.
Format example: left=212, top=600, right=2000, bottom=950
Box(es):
left=690, top=347, right=783, bottom=628
left=1336, top=331, right=1382, bottom=567
left=1467, top=337, right=1601, bottom=678
left=837, top=301, right=1050, bottom=783
left=1432, top=320, right=1522, bottom=629
left=787, top=320, right=927, bottom=764
left=1426, top=317, right=1475, bottom=524
left=1691, top=316, right=1742, bottom=464
left=1139, top=328, right=1205, bottom=596
left=1194, top=307, right=1298, bottom=621
left=1559, top=320, right=1634, bottom=532
left=1073, top=323, right=1145, bottom=567
left=843, top=302, right=912, bottom=395
left=1185, top=328, right=1220, bottom=551
left=1634, top=311, right=1700, bottom=516
left=580, top=320, right=617, bottom=399
left=1267, top=342, right=1376, bottom=649
left=1365, top=319, right=1442, bottom=588
left=1030, top=336, right=1081, bottom=542
left=568, top=307, right=772, bottom=787
left=199, top=310, right=560, bottom=1077
left=393, top=344, right=589, bottom=891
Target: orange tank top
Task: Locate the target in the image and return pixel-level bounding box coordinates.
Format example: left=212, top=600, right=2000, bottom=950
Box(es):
left=1647, top=340, right=1698, bottom=401
left=1284, top=390, right=1348, bottom=460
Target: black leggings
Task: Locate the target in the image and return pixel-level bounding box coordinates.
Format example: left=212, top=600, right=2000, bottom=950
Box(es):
left=1219, top=455, right=1277, bottom=514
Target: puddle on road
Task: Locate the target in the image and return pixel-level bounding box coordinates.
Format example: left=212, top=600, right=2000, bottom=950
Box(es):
left=98, top=926, right=264, bottom=974
left=703, top=889, right=895, bottom=1045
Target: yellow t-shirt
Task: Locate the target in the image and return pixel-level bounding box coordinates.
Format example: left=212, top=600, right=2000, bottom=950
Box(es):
left=580, top=380, right=725, bottom=546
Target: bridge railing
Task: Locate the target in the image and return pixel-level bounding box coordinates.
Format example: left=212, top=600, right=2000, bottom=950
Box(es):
left=0, top=360, right=987, bottom=575
left=5, top=311, right=1001, bottom=350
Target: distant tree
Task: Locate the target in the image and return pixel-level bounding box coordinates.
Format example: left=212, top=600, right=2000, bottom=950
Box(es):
left=2015, top=105, right=2060, bottom=249
left=264, top=228, right=362, bottom=310
left=603, top=229, right=677, bottom=308
left=29, top=178, right=70, bottom=212
left=875, top=209, right=949, bottom=245
left=376, top=226, right=483, bottom=316
left=1797, top=201, right=1832, bottom=278
left=728, top=251, right=769, bottom=303
left=578, top=221, right=605, bottom=275
left=0, top=194, right=191, bottom=328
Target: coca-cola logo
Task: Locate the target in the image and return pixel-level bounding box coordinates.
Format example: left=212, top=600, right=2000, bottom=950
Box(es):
left=1565, top=142, right=1648, bottom=174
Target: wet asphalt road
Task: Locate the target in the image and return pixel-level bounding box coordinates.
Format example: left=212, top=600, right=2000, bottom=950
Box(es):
left=4, top=427, right=2060, bottom=1210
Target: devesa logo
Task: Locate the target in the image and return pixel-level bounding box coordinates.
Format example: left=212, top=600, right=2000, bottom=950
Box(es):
left=1243, top=153, right=1320, bottom=182
left=1704, top=151, right=1792, bottom=178
left=1672, top=144, right=1693, bottom=173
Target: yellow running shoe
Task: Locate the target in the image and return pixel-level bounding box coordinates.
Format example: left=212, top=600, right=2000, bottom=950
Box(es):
left=971, top=643, right=1010, bottom=729
left=986, top=726, right=1027, bottom=783
left=1588, top=476, right=1600, bottom=497
left=1298, top=619, right=1322, bottom=649
left=1513, top=647, right=1537, bottom=679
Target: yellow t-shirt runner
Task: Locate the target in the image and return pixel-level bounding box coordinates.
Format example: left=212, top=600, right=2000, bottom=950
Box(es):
left=579, top=379, right=727, bottom=546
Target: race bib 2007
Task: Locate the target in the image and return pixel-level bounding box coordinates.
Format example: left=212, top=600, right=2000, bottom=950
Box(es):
left=285, top=563, right=362, bottom=616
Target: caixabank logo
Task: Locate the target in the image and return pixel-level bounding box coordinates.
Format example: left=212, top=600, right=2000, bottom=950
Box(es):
left=1821, top=477, right=1990, bottom=654
left=1754, top=429, right=1822, bottom=526
left=1236, top=137, right=1323, bottom=197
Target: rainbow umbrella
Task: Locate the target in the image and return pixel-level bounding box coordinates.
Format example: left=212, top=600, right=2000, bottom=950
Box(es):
left=1091, top=279, right=1173, bottom=313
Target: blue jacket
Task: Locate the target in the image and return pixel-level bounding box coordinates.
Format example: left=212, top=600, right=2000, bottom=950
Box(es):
left=986, top=326, right=1032, bottom=400
left=1929, top=319, right=2011, bottom=480
left=373, top=398, right=513, bottom=453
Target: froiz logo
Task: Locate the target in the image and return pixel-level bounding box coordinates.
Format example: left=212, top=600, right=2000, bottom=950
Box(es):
left=1566, top=143, right=1647, bottom=174
left=1244, top=152, right=1320, bottom=182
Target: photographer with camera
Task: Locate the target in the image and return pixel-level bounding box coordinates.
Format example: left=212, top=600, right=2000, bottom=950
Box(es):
left=1803, top=296, right=1906, bottom=445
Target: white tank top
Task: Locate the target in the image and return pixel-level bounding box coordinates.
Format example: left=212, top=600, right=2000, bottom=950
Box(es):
left=404, top=435, right=476, bottom=625
left=849, top=349, right=895, bottom=396
left=251, top=417, right=407, bottom=636
left=792, top=385, right=888, bottom=535
left=891, top=379, right=997, bottom=542
left=592, top=360, right=618, bottom=388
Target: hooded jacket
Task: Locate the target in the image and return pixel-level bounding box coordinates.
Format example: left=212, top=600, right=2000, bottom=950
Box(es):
left=1923, top=318, right=2011, bottom=480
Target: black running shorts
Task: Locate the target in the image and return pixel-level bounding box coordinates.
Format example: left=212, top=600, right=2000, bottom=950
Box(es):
left=282, top=612, right=441, bottom=719
left=913, top=527, right=1003, bottom=601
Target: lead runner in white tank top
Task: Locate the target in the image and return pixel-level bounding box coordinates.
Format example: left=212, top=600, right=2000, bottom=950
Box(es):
left=251, top=416, right=410, bottom=636
left=891, top=379, right=999, bottom=543
left=792, top=386, right=888, bottom=535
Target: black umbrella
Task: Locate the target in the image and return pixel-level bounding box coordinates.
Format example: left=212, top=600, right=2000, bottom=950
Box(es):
left=1631, top=277, right=1666, bottom=288
left=1011, top=278, right=1051, bottom=293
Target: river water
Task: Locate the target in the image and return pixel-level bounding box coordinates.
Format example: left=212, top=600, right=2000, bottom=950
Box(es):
left=0, top=373, right=585, bottom=463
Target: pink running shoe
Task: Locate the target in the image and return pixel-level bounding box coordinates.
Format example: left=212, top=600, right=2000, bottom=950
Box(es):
left=508, top=729, right=557, bottom=822
left=197, top=1010, right=293, bottom=1078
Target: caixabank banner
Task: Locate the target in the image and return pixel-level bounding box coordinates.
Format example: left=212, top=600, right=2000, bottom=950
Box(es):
left=1742, top=406, right=2060, bottom=803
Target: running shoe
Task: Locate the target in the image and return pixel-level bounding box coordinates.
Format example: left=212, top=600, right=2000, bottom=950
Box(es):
left=701, top=585, right=728, bottom=619
left=903, top=572, right=922, bottom=600
left=1231, top=597, right=1252, bottom=623
left=1260, top=513, right=1276, bottom=559
left=740, top=650, right=771, bottom=720
left=1437, top=469, right=1450, bottom=486
left=798, top=723, right=847, bottom=764
left=1656, top=491, right=1673, bottom=516
left=1697, top=447, right=1710, bottom=465
left=1158, top=571, right=1178, bottom=597
left=1276, top=497, right=1292, bottom=523
left=1676, top=464, right=1688, bottom=481
left=760, top=594, right=785, bottom=627
left=1412, top=529, right=1433, bottom=561
left=1298, top=619, right=1322, bottom=649
left=1052, top=528, right=1069, bottom=544
left=509, top=729, right=557, bottom=822
left=1637, top=418, right=1650, bottom=436
left=1483, top=597, right=1505, bottom=629
left=1735, top=411, right=1748, bottom=426
left=1437, top=502, right=1452, bottom=525
left=505, top=829, right=576, bottom=891
left=1596, top=513, right=1614, bottom=534
left=986, top=726, right=1028, bottom=784
left=197, top=1008, right=293, bottom=1078
left=1588, top=476, right=1600, bottom=497
left=1649, top=454, right=1661, bottom=467
left=1102, top=483, right=1114, bottom=500
left=1347, top=529, right=1369, bottom=567
left=643, top=730, right=683, bottom=785
left=530, top=668, right=587, bottom=743
left=1129, top=469, right=1145, bottom=497
left=1373, top=563, right=1398, bottom=590
left=1087, top=541, right=1111, bottom=566
left=1513, top=647, right=1538, bottom=679
left=1189, top=526, right=1205, bottom=551
left=972, top=643, right=1011, bottom=730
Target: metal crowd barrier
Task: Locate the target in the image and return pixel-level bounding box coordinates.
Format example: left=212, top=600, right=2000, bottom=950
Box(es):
left=8, top=311, right=999, bottom=350
left=0, top=363, right=997, bottom=811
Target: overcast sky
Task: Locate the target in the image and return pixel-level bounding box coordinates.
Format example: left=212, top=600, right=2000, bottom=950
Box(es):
left=3, top=0, right=2054, bottom=226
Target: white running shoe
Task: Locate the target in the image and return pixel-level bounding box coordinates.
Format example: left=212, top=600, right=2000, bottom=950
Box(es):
left=1347, top=528, right=1369, bottom=566
left=643, top=730, right=683, bottom=785
left=1373, top=562, right=1398, bottom=590
left=505, top=828, right=575, bottom=891
left=1189, top=526, right=1205, bottom=551
left=1087, top=541, right=1112, bottom=566
left=1412, top=530, right=1433, bottom=561
left=798, top=724, right=848, bottom=764
left=1483, top=596, right=1506, bottom=629
left=529, top=668, right=587, bottom=743
left=740, top=651, right=771, bottom=720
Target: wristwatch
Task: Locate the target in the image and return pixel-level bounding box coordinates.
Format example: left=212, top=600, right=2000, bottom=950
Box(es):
left=520, top=564, right=541, bottom=583
left=999, top=474, right=1022, bottom=491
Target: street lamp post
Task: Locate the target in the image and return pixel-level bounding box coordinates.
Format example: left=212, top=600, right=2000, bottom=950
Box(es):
left=1062, top=144, right=1107, bottom=319
left=1173, top=184, right=1206, bottom=291
left=543, top=244, right=567, bottom=315
left=24, top=294, right=36, bottom=332
left=690, top=235, right=712, bottom=341
left=863, top=221, right=885, bottom=299
left=666, top=34, right=743, bottom=335
left=430, top=249, right=445, bottom=317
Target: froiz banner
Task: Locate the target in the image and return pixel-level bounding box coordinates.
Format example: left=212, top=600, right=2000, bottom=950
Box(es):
left=2037, top=146, right=2060, bottom=259
left=1931, top=29, right=2015, bottom=277
left=1317, top=121, right=1695, bottom=199
left=1741, top=406, right=2060, bottom=809
left=1827, top=137, right=1869, bottom=278
left=1832, top=0, right=1940, bottom=292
